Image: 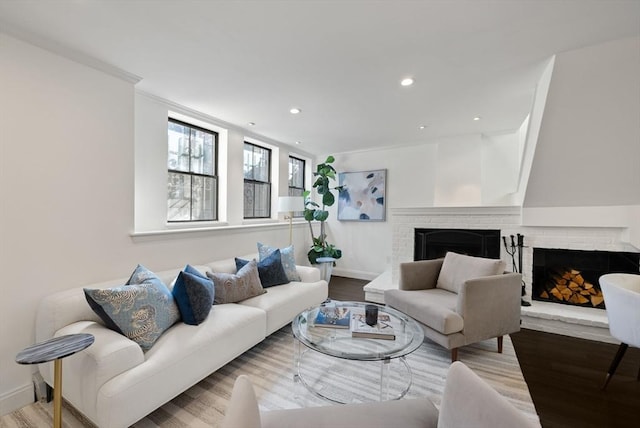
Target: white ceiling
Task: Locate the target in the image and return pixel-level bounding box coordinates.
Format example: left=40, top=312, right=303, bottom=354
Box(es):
left=1, top=0, right=639, bottom=155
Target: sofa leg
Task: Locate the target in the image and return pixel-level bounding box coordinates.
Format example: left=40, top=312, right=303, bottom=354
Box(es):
left=497, top=336, right=503, bottom=354
left=451, top=348, right=458, bottom=362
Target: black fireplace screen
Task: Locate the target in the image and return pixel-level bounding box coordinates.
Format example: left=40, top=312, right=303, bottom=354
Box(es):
left=414, top=229, right=501, bottom=261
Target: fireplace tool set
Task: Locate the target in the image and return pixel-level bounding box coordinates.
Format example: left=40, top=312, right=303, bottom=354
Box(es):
left=502, top=234, right=531, bottom=307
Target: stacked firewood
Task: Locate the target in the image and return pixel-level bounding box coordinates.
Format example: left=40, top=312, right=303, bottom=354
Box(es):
left=540, top=268, right=605, bottom=307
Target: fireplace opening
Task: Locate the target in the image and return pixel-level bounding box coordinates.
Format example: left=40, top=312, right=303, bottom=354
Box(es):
left=532, top=248, right=640, bottom=309
left=414, top=229, right=501, bottom=260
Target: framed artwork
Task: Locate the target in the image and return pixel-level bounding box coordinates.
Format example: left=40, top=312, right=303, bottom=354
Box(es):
left=337, top=169, right=386, bottom=221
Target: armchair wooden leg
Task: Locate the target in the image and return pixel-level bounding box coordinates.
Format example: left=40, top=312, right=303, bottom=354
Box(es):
left=497, top=336, right=504, bottom=354
left=602, top=343, right=628, bottom=390
left=451, top=348, right=458, bottom=362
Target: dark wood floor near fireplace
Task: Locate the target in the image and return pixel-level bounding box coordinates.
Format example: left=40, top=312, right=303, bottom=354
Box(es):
left=329, top=276, right=640, bottom=428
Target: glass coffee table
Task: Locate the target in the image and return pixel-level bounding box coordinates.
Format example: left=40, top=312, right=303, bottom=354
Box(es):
left=291, top=300, right=424, bottom=404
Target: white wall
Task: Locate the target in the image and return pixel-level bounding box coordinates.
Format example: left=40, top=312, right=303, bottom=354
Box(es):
left=326, top=130, right=523, bottom=279
left=524, top=37, right=640, bottom=208
left=0, top=34, right=313, bottom=415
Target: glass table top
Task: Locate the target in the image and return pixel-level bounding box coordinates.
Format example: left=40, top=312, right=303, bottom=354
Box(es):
left=292, top=300, right=424, bottom=361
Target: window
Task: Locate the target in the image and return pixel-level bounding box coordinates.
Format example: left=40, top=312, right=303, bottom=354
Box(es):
left=243, top=142, right=271, bottom=218
left=167, top=119, right=218, bottom=222
left=288, top=156, right=305, bottom=217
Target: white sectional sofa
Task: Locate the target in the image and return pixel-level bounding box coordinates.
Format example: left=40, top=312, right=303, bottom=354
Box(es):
left=35, top=255, right=328, bottom=428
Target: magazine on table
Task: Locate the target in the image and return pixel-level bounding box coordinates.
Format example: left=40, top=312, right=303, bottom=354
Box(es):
left=350, top=310, right=396, bottom=340
left=313, top=305, right=351, bottom=328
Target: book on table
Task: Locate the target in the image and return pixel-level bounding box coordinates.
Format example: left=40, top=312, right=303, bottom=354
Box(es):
left=313, top=305, right=351, bottom=328
left=350, top=310, right=396, bottom=340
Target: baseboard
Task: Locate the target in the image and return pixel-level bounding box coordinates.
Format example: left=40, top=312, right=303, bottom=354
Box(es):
left=0, top=383, right=34, bottom=417
left=331, top=268, right=379, bottom=281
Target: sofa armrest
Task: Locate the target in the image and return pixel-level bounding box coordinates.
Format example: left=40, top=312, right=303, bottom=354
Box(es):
left=36, top=287, right=102, bottom=343
left=439, top=361, right=538, bottom=428
left=296, top=265, right=321, bottom=282
left=399, top=259, right=443, bottom=291
left=456, top=272, right=522, bottom=342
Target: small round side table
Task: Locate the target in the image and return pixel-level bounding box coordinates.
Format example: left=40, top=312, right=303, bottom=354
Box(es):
left=16, top=333, right=94, bottom=428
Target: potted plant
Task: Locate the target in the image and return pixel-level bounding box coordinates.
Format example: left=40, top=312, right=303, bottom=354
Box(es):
left=304, top=155, right=343, bottom=268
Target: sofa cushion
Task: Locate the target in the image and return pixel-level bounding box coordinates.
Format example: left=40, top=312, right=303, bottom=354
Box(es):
left=258, top=242, right=301, bottom=282
left=236, top=249, right=289, bottom=288
left=172, top=266, right=215, bottom=325
left=385, top=288, right=463, bottom=335
left=436, top=252, right=503, bottom=294
left=208, top=259, right=266, bottom=304
left=84, top=281, right=180, bottom=351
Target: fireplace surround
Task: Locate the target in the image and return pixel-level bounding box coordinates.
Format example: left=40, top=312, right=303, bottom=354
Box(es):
left=388, top=206, right=639, bottom=342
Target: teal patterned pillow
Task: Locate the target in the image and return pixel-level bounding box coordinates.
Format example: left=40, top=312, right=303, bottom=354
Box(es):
left=257, top=243, right=301, bottom=281
left=84, top=265, right=180, bottom=351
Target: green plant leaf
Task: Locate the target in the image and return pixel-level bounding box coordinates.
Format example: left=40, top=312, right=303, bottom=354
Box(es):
left=314, top=210, right=329, bottom=221
left=325, top=155, right=335, bottom=163
left=323, top=192, right=335, bottom=206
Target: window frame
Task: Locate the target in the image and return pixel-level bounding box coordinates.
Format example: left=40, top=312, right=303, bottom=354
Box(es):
left=167, top=118, right=219, bottom=222
left=243, top=141, right=272, bottom=219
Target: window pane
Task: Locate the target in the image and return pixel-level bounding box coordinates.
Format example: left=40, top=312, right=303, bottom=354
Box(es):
left=167, top=172, right=191, bottom=221
left=253, top=146, right=270, bottom=182
left=243, top=182, right=255, bottom=217
left=243, top=145, right=255, bottom=179
left=192, top=176, right=216, bottom=220
left=202, top=133, right=214, bottom=176
left=190, top=129, right=215, bottom=175
left=253, top=182, right=271, bottom=217
left=168, top=122, right=190, bottom=172
left=244, top=143, right=270, bottom=182
left=289, top=157, right=304, bottom=188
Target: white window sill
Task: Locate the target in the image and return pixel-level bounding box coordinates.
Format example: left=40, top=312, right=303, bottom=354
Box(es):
left=130, top=220, right=305, bottom=242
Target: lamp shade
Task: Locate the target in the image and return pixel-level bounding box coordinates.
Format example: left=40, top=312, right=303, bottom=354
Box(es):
left=278, top=196, right=304, bottom=213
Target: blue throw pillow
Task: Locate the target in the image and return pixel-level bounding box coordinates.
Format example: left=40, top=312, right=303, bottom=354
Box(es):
left=84, top=265, right=180, bottom=351
left=235, top=249, right=289, bottom=288
left=84, top=282, right=180, bottom=351
left=257, top=243, right=301, bottom=282
left=172, top=266, right=215, bottom=325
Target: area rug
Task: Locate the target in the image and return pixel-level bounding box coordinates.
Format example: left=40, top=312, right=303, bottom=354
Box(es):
left=0, top=326, right=540, bottom=427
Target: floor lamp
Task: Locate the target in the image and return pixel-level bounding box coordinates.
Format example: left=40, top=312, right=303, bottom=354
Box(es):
left=278, top=196, right=305, bottom=245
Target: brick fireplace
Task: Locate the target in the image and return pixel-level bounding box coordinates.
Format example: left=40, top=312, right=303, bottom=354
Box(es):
left=388, top=206, right=639, bottom=343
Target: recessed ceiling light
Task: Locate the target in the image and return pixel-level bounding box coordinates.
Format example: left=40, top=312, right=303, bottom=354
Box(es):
left=248, top=122, right=255, bottom=126
left=400, top=77, right=414, bottom=86
left=290, top=107, right=301, bottom=114
left=295, top=141, right=301, bottom=145
left=419, top=125, right=427, bottom=130
left=473, top=116, right=481, bottom=121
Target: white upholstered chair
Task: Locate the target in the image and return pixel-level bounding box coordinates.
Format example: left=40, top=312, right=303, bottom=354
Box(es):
left=222, top=361, right=538, bottom=428
left=599, top=273, right=640, bottom=389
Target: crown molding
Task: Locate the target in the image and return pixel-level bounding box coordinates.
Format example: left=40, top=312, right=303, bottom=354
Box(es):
left=1, top=23, right=142, bottom=84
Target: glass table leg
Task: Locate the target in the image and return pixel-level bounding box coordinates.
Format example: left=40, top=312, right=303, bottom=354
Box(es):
left=380, top=357, right=391, bottom=401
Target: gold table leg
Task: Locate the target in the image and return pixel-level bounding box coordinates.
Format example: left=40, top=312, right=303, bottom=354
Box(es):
left=53, top=358, right=62, bottom=428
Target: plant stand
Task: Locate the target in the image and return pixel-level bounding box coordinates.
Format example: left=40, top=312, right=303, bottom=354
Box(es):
left=316, top=257, right=336, bottom=284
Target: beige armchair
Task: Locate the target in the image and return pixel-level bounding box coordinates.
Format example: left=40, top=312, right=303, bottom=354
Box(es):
left=385, top=252, right=522, bottom=361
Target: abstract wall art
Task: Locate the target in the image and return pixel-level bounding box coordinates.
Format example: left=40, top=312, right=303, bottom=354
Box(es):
left=337, top=169, right=386, bottom=221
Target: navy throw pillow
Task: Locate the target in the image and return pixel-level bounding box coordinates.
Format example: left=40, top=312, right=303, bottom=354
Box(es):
left=172, top=266, right=215, bottom=325
left=235, top=249, right=289, bottom=288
